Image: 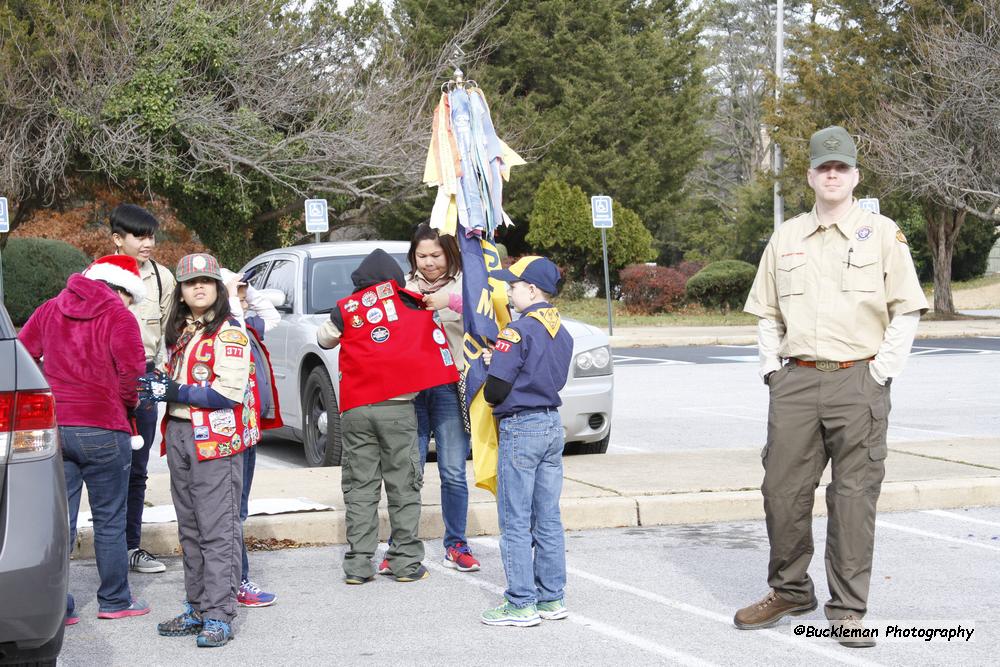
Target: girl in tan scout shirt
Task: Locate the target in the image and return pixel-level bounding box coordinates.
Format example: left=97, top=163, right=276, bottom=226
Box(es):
left=137, top=253, right=253, bottom=649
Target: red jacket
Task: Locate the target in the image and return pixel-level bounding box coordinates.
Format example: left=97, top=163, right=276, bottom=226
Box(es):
left=18, top=274, right=146, bottom=434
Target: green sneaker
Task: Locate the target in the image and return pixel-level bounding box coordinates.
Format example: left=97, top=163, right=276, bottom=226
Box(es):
left=481, top=601, right=541, bottom=627
left=537, top=599, right=568, bottom=620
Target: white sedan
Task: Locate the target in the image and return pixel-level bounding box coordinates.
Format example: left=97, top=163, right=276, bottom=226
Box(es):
left=241, top=241, right=614, bottom=467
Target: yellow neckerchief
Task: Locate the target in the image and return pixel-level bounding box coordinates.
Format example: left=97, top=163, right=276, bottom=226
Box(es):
left=526, top=306, right=561, bottom=338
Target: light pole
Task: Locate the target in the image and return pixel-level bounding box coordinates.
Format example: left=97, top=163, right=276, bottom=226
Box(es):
left=773, top=0, right=784, bottom=233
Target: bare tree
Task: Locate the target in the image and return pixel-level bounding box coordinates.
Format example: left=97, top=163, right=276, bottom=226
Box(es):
left=691, top=0, right=778, bottom=215
left=0, top=0, right=502, bottom=255
left=863, top=0, right=1000, bottom=315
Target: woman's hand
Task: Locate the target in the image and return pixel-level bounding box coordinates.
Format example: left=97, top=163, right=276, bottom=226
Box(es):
left=422, top=290, right=449, bottom=311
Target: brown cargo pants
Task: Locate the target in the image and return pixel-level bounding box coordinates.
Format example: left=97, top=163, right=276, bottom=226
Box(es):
left=761, top=360, right=889, bottom=620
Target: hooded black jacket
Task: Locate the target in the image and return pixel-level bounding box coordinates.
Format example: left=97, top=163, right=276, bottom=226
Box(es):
left=330, top=248, right=422, bottom=331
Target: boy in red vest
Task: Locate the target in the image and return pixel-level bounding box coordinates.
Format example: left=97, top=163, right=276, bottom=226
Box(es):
left=317, top=249, right=457, bottom=584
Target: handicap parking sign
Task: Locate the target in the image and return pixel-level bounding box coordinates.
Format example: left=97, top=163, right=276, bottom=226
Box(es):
left=0, top=197, right=9, bottom=233
left=304, top=199, right=328, bottom=233
left=591, top=195, right=613, bottom=229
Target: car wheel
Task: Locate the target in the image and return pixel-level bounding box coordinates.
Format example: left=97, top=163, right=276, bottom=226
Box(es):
left=0, top=622, right=63, bottom=666
left=302, top=367, right=343, bottom=467
left=567, top=431, right=610, bottom=455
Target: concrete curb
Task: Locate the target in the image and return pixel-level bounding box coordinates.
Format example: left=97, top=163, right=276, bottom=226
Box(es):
left=608, top=318, right=1000, bottom=348
left=73, top=476, right=1000, bottom=559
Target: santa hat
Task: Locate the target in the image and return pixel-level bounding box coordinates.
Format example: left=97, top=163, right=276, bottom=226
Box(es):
left=83, top=255, right=147, bottom=303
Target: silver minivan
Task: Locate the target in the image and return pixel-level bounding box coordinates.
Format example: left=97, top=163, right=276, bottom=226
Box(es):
left=240, top=241, right=614, bottom=467
left=0, top=302, right=69, bottom=666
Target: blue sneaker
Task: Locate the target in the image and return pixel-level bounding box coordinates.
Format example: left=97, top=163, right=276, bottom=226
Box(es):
left=197, top=619, right=233, bottom=648
left=237, top=580, right=276, bottom=607
left=157, top=602, right=203, bottom=637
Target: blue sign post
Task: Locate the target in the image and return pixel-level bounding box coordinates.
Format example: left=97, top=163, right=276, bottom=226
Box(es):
left=590, top=195, right=614, bottom=335
left=304, top=198, right=329, bottom=243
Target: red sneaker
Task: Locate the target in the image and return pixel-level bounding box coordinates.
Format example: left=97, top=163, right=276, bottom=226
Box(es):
left=444, top=543, right=480, bottom=572
left=377, top=558, right=391, bottom=575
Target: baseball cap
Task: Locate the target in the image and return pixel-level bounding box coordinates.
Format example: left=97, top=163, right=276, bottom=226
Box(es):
left=176, top=253, right=222, bottom=282
left=490, top=256, right=563, bottom=295
left=809, top=126, right=857, bottom=168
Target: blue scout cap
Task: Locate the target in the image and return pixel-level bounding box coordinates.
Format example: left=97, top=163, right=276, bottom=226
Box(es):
left=490, top=256, right=562, bottom=295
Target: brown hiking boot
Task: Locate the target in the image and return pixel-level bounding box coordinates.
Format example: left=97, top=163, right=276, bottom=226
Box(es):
left=829, top=614, right=876, bottom=648
left=734, top=590, right=818, bottom=629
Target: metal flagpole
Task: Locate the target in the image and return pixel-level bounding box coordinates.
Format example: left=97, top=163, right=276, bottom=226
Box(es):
left=773, top=0, right=784, bottom=232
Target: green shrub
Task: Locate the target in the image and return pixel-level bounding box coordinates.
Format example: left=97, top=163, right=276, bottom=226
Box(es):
left=685, top=259, right=757, bottom=311
left=2, top=237, right=91, bottom=325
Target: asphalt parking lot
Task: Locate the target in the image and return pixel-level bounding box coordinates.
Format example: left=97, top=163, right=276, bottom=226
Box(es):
left=61, top=506, right=1000, bottom=666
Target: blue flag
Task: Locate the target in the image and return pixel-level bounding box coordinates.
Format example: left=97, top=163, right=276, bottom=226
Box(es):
left=458, top=229, right=509, bottom=494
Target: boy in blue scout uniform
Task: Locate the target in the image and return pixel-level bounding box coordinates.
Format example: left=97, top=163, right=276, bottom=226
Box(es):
left=480, top=256, right=574, bottom=627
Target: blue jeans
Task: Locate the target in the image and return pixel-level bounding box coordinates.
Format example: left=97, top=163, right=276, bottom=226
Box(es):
left=127, top=398, right=159, bottom=550
left=496, top=410, right=566, bottom=608
left=62, top=426, right=133, bottom=613
left=414, top=383, right=470, bottom=548
left=240, top=444, right=256, bottom=582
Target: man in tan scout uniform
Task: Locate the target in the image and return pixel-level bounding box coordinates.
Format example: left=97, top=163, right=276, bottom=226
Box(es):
left=735, top=126, right=928, bottom=647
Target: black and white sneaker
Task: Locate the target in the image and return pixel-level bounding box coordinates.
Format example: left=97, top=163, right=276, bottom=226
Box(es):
left=129, top=548, right=166, bottom=573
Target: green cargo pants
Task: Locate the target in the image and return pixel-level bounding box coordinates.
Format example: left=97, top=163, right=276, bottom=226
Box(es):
left=761, top=360, right=889, bottom=620
left=340, top=401, right=424, bottom=579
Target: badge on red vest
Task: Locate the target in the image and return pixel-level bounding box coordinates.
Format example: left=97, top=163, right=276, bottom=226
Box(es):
left=337, top=280, right=459, bottom=412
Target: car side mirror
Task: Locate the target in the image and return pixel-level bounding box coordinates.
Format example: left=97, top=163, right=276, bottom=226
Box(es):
left=259, top=288, right=286, bottom=309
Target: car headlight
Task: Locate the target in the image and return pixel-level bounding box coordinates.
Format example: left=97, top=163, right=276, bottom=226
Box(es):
left=574, top=346, right=613, bottom=377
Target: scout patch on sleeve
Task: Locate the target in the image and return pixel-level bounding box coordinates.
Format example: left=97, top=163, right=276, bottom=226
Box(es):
left=218, top=329, right=249, bottom=346
left=497, top=327, right=521, bottom=344
left=224, top=345, right=244, bottom=359
left=494, top=340, right=512, bottom=353
left=896, top=229, right=908, bottom=245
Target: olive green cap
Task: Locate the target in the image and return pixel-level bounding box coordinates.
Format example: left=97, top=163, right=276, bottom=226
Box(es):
left=809, top=126, right=857, bottom=168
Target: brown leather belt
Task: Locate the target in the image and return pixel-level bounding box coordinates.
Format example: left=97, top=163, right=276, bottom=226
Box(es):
left=791, top=357, right=874, bottom=372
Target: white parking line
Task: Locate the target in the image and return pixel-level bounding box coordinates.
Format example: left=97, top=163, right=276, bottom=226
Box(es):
left=470, top=538, right=881, bottom=666
left=422, top=560, right=715, bottom=666
left=921, top=509, right=1000, bottom=529
left=876, top=520, right=1000, bottom=552
left=613, top=355, right=694, bottom=366
left=679, top=407, right=766, bottom=423
left=886, top=424, right=971, bottom=438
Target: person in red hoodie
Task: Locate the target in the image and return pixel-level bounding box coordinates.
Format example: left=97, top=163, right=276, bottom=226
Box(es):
left=18, top=255, right=151, bottom=624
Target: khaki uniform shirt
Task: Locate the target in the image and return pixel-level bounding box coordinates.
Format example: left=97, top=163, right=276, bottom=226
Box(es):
left=132, top=259, right=177, bottom=366
left=744, top=202, right=928, bottom=362
left=167, top=316, right=251, bottom=419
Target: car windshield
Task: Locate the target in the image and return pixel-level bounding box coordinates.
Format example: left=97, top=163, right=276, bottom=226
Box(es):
left=308, top=253, right=410, bottom=314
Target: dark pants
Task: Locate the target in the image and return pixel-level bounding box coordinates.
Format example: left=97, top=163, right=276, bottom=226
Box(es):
left=239, top=444, right=256, bottom=583
left=761, top=361, right=889, bottom=620
left=126, top=398, right=159, bottom=550
left=340, top=402, right=424, bottom=579
left=166, top=419, right=244, bottom=624
left=62, top=426, right=134, bottom=613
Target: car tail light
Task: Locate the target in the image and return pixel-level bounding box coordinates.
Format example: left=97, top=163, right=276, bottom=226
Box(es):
left=0, top=390, right=58, bottom=463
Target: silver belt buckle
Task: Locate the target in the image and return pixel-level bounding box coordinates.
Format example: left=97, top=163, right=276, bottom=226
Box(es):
left=815, top=360, right=840, bottom=372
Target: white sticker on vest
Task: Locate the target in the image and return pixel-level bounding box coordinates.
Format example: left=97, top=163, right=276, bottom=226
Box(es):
left=383, top=299, right=398, bottom=321
left=208, top=409, right=237, bottom=437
